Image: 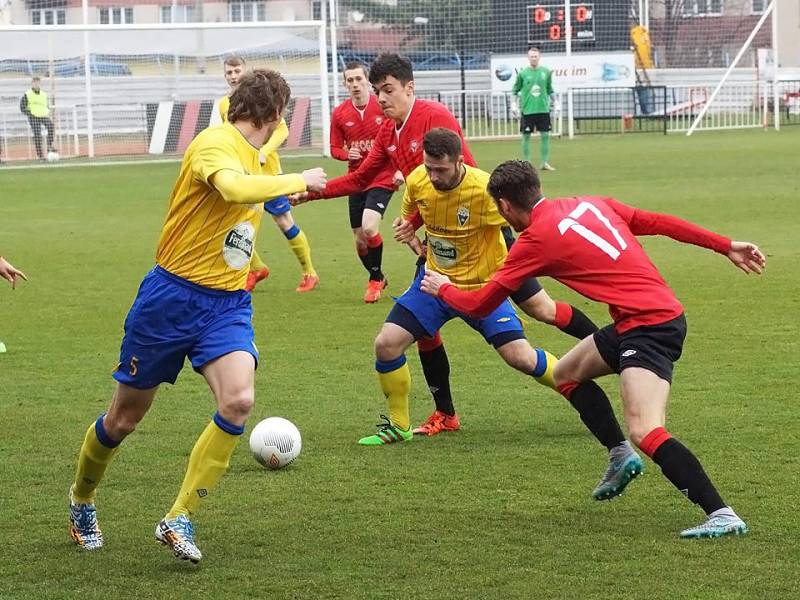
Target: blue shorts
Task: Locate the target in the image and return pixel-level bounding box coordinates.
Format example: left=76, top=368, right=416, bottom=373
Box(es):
left=392, top=267, right=523, bottom=344
left=113, top=266, right=258, bottom=389
left=264, top=195, right=291, bottom=216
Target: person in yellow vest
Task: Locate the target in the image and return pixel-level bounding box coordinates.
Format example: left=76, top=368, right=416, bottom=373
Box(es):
left=19, top=76, right=56, bottom=160
left=220, top=55, right=319, bottom=293
left=66, top=69, right=327, bottom=563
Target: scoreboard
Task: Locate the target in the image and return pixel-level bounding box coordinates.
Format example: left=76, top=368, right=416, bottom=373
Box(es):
left=527, top=4, right=595, bottom=45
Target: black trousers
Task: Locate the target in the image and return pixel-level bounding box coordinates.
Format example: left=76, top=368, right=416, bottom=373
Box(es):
left=28, top=116, right=55, bottom=158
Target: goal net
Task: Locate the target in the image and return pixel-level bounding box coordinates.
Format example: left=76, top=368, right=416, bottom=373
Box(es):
left=335, top=0, right=775, bottom=134
left=0, top=21, right=329, bottom=163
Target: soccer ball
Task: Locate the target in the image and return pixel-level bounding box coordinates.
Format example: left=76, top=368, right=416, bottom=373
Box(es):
left=46, top=151, right=60, bottom=162
left=249, top=417, right=302, bottom=470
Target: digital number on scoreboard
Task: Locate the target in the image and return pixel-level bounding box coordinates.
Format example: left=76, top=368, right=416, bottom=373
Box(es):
left=526, top=4, right=595, bottom=44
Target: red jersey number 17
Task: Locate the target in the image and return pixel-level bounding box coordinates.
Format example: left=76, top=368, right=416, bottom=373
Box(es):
left=557, top=201, right=628, bottom=260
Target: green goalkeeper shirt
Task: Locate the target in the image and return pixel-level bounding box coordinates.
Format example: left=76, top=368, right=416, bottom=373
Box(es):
left=512, top=66, right=554, bottom=115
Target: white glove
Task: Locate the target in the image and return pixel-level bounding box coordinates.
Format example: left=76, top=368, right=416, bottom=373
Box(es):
left=510, top=102, right=520, bottom=119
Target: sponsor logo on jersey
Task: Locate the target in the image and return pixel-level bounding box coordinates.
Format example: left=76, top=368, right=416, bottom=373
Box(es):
left=345, top=121, right=355, bottom=127
left=222, top=221, right=255, bottom=270
left=457, top=206, right=470, bottom=226
left=387, top=144, right=397, bottom=152
left=621, top=349, right=637, bottom=357
left=428, top=235, right=457, bottom=268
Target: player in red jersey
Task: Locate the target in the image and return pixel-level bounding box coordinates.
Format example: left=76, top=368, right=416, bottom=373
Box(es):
left=297, top=53, right=598, bottom=437
left=421, top=160, right=765, bottom=538
left=330, top=62, right=400, bottom=303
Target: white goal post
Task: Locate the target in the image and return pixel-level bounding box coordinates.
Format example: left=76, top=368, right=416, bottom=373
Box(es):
left=0, top=21, right=330, bottom=163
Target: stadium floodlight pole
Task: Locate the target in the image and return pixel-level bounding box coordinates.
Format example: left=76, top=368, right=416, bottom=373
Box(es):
left=687, top=0, right=775, bottom=136
left=81, top=0, right=94, bottom=158
left=328, top=0, right=340, bottom=107
left=772, top=0, right=779, bottom=131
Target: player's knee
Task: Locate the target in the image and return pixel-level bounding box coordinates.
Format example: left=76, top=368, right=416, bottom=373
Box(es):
left=498, top=340, right=536, bottom=373
left=218, top=388, right=255, bottom=422
left=374, top=332, right=403, bottom=362
left=362, top=222, right=379, bottom=238
left=525, top=293, right=556, bottom=324
left=104, top=413, right=139, bottom=440
left=627, top=422, right=655, bottom=448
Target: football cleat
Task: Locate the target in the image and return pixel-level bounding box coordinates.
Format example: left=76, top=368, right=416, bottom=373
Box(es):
left=296, top=273, right=320, bottom=293
left=69, top=485, right=104, bottom=550
left=363, top=278, right=388, bottom=303
left=680, top=514, right=748, bottom=539
left=412, top=410, right=461, bottom=436
left=540, top=163, right=556, bottom=171
left=592, top=448, right=644, bottom=500
left=358, top=415, right=413, bottom=446
left=155, top=515, right=202, bottom=563
left=245, top=267, right=270, bottom=292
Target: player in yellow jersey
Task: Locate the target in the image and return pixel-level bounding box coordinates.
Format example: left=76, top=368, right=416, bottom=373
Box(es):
left=358, top=128, right=558, bottom=445
left=67, top=69, right=327, bottom=563
left=220, top=55, right=319, bottom=293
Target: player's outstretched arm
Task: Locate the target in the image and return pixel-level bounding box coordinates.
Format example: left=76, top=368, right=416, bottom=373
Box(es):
left=727, top=241, right=766, bottom=275
left=0, top=256, right=28, bottom=289
left=212, top=168, right=325, bottom=204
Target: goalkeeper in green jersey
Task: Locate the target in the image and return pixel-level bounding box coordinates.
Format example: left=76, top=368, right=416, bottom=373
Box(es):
left=511, top=47, right=556, bottom=171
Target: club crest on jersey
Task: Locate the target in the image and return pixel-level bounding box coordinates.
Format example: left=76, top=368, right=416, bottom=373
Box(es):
left=410, top=139, right=419, bottom=153
left=376, top=117, right=383, bottom=125
left=457, top=206, right=470, bottom=226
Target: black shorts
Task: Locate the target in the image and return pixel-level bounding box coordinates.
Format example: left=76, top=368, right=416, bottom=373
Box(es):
left=348, top=188, right=394, bottom=229
left=520, top=113, right=551, bottom=134
left=593, top=314, right=687, bottom=383
left=502, top=226, right=543, bottom=304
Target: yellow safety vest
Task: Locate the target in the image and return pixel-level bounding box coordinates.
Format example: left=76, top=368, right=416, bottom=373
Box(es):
left=25, top=89, right=49, bottom=118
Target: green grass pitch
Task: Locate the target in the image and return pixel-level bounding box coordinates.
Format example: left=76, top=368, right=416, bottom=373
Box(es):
left=1, top=128, right=798, bottom=599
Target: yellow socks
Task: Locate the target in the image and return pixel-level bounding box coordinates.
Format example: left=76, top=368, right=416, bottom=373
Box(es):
left=72, top=416, right=120, bottom=503
left=285, top=225, right=316, bottom=276
left=532, top=348, right=558, bottom=390
left=376, top=356, right=412, bottom=431
left=251, top=249, right=268, bottom=272
left=166, top=413, right=243, bottom=519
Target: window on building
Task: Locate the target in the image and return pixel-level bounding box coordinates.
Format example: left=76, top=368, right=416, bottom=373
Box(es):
left=99, top=7, right=135, bottom=25
left=312, top=0, right=323, bottom=21
left=682, top=0, right=724, bottom=17
left=30, top=8, right=66, bottom=25
left=229, top=1, right=268, bottom=22
left=160, top=5, right=198, bottom=23
left=751, top=0, right=766, bottom=14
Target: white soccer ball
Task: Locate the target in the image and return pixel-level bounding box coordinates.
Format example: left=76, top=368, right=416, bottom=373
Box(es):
left=46, top=151, right=60, bottom=162
left=249, top=417, right=302, bottom=470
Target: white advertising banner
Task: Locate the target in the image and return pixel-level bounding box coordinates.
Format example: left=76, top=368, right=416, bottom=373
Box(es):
left=491, top=52, right=636, bottom=92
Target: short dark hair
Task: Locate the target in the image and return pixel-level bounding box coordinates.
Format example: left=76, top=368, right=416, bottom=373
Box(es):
left=487, top=160, right=541, bottom=210
left=343, top=61, right=368, bottom=79
left=224, top=55, right=246, bottom=67
left=528, top=46, right=541, bottom=53
left=423, top=128, right=462, bottom=161
left=32, top=76, right=41, bottom=82
left=228, top=69, right=290, bottom=128
left=369, top=53, right=414, bottom=85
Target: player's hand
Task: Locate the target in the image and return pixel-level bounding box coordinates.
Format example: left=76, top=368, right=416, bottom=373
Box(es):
left=420, top=269, right=451, bottom=297
left=408, top=237, right=426, bottom=258
left=0, top=257, right=27, bottom=289
left=347, top=147, right=362, bottom=161
left=302, top=168, right=327, bottom=192
left=392, top=217, right=416, bottom=244
left=510, top=102, right=520, bottom=119
left=392, top=170, right=405, bottom=188
left=288, top=192, right=310, bottom=206
left=727, top=241, right=766, bottom=275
